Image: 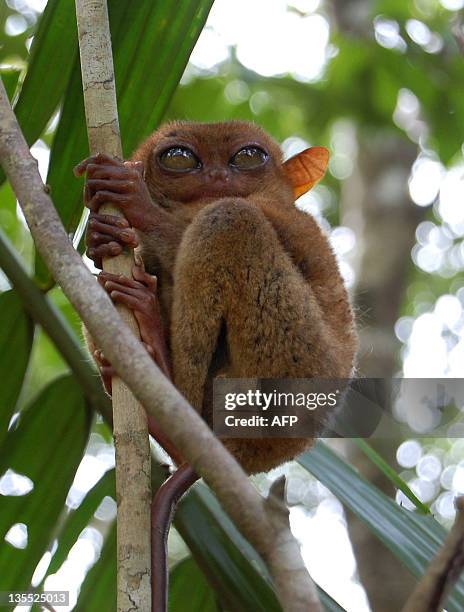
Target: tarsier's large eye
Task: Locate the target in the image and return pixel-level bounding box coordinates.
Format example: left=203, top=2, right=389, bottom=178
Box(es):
left=230, top=146, right=268, bottom=169
left=159, top=146, right=201, bottom=172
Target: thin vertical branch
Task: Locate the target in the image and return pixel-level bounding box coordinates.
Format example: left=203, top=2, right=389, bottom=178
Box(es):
left=74, top=1, right=151, bottom=609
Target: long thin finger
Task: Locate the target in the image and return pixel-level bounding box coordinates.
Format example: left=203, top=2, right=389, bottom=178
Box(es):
left=109, top=291, right=142, bottom=311
left=87, top=179, right=136, bottom=195
left=90, top=212, right=129, bottom=228
left=87, top=232, right=116, bottom=247
left=98, top=275, right=146, bottom=297
left=97, top=270, right=137, bottom=289
left=74, top=153, right=122, bottom=176
left=103, top=281, right=148, bottom=300
left=88, top=243, right=123, bottom=261
left=132, top=265, right=157, bottom=291
left=87, top=220, right=138, bottom=246
left=125, top=160, right=144, bottom=176
left=85, top=164, right=138, bottom=180
left=85, top=190, right=127, bottom=212
left=100, top=271, right=145, bottom=290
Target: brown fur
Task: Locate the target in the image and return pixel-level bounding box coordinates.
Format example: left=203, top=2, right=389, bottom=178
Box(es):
left=127, top=121, right=357, bottom=474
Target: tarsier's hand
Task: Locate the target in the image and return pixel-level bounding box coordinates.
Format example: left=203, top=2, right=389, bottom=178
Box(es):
left=96, top=259, right=171, bottom=390
left=84, top=212, right=139, bottom=269
left=74, top=153, right=156, bottom=230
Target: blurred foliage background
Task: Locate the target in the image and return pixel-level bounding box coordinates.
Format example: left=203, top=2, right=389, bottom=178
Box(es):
left=1, top=0, right=464, bottom=611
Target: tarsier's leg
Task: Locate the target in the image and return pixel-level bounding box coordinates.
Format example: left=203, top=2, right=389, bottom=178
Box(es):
left=172, top=198, right=338, bottom=399
left=98, top=267, right=171, bottom=377
left=171, top=199, right=341, bottom=472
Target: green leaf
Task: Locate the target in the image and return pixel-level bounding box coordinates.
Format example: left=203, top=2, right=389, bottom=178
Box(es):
left=299, top=442, right=464, bottom=612
left=35, top=0, right=214, bottom=287
left=0, top=69, right=21, bottom=102
left=0, top=226, right=111, bottom=419
left=0, top=290, right=33, bottom=444
left=169, top=557, right=219, bottom=612
left=353, top=438, right=430, bottom=515
left=74, top=521, right=116, bottom=612
left=117, top=0, right=214, bottom=157
left=0, top=375, right=91, bottom=591
left=176, top=484, right=281, bottom=612
left=12, top=0, right=77, bottom=148
left=0, top=183, right=35, bottom=256
left=40, top=469, right=115, bottom=584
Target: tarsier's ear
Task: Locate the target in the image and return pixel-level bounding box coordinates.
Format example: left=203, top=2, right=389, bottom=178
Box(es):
left=282, top=147, right=330, bottom=199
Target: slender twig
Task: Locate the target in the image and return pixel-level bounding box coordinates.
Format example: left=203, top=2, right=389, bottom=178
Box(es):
left=74, top=1, right=151, bottom=609
left=0, top=78, right=320, bottom=612
left=402, top=496, right=464, bottom=612
left=265, top=477, right=322, bottom=612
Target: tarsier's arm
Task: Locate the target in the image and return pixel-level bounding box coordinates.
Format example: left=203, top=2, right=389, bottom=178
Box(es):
left=75, top=154, right=174, bottom=385
left=76, top=153, right=185, bottom=273
left=135, top=205, right=187, bottom=277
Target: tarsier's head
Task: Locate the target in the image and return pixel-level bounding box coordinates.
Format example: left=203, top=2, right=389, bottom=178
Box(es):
left=132, top=120, right=328, bottom=210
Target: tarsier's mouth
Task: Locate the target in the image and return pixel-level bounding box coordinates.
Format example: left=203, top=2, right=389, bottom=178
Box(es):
left=200, top=187, right=234, bottom=197
left=156, top=182, right=248, bottom=203
left=196, top=181, right=251, bottom=199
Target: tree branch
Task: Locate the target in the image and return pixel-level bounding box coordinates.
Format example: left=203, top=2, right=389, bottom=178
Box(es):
left=265, top=477, right=322, bottom=611
left=0, top=78, right=319, bottom=611
left=402, top=496, right=464, bottom=612
left=74, top=1, right=151, bottom=608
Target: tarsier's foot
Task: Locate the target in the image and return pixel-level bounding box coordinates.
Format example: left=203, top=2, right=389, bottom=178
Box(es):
left=93, top=343, right=156, bottom=395
left=98, top=262, right=171, bottom=378
left=93, top=349, right=114, bottom=395
left=85, top=212, right=139, bottom=269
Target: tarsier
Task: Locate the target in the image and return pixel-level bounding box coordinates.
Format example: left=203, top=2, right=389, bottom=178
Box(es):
left=76, top=121, right=357, bottom=610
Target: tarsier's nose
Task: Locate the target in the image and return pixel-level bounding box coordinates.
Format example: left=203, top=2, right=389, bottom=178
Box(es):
left=206, top=167, right=230, bottom=182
